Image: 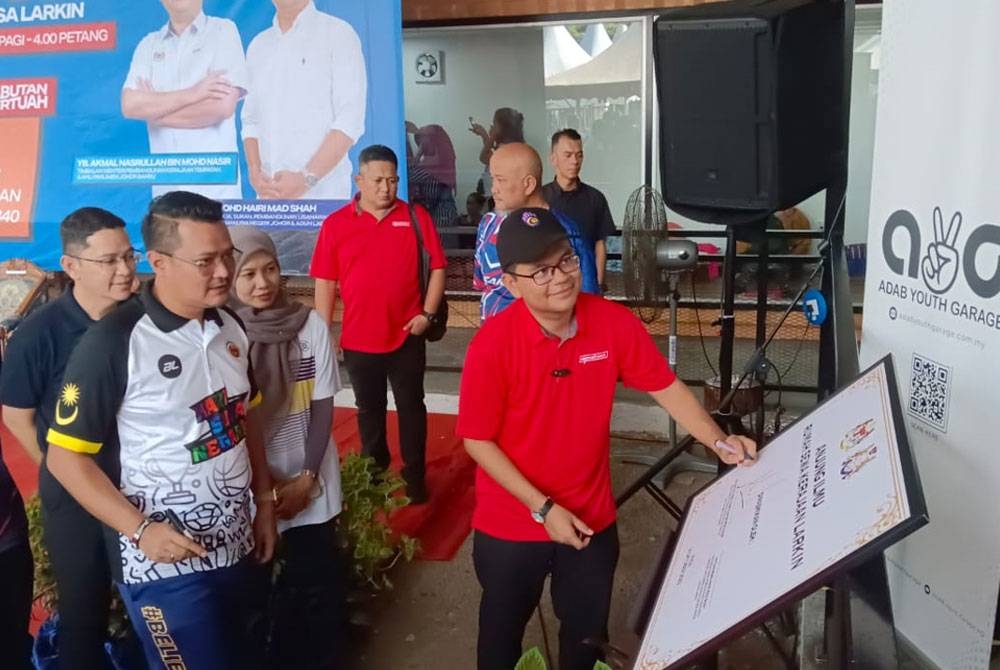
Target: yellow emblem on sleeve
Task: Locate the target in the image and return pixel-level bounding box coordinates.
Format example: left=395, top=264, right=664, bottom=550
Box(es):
left=55, top=383, right=80, bottom=426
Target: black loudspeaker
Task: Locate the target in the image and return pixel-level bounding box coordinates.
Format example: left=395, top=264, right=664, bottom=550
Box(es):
left=653, top=0, right=845, bottom=225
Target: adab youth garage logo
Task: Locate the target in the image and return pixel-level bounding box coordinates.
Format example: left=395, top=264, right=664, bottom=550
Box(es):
left=878, top=206, right=1000, bottom=328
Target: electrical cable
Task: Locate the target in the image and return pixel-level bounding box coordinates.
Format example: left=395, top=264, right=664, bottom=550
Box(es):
left=689, top=272, right=719, bottom=378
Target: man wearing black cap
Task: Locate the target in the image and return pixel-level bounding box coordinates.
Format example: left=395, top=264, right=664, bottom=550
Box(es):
left=456, top=207, right=757, bottom=670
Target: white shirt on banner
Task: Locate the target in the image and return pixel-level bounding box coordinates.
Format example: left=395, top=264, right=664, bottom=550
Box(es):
left=241, top=1, right=367, bottom=200
left=123, top=12, right=248, bottom=199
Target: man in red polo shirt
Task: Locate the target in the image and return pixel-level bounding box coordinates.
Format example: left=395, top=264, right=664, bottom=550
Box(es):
left=457, top=207, right=757, bottom=670
left=311, top=145, right=446, bottom=503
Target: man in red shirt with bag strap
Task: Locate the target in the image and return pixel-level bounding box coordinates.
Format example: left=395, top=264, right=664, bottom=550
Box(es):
left=310, top=144, right=446, bottom=504
left=457, top=207, right=757, bottom=670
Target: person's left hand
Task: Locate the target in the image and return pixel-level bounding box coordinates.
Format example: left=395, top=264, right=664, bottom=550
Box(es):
left=270, top=170, right=309, bottom=199
left=403, top=313, right=430, bottom=336
left=713, top=434, right=758, bottom=466
left=275, top=475, right=314, bottom=520
left=252, top=501, right=278, bottom=563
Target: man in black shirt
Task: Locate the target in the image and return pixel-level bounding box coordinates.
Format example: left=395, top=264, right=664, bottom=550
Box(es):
left=542, top=128, right=617, bottom=290
left=0, top=207, right=137, bottom=669
left=0, top=425, right=32, bottom=669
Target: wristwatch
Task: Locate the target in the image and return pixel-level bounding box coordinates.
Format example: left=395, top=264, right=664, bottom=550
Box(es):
left=422, top=310, right=438, bottom=324
left=303, top=171, right=319, bottom=189
left=531, top=498, right=554, bottom=524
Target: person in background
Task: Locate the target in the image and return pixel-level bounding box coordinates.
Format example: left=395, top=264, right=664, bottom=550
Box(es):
left=473, top=142, right=599, bottom=321
left=230, top=226, right=346, bottom=669
left=469, top=107, right=525, bottom=196
left=0, top=207, right=137, bottom=669
left=543, top=129, right=617, bottom=290
left=456, top=192, right=486, bottom=251
left=458, top=207, right=757, bottom=670
left=406, top=122, right=460, bottom=247
left=310, top=145, right=446, bottom=504
left=0, top=428, right=32, bottom=669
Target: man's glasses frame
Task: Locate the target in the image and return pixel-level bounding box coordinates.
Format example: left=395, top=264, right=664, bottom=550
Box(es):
left=506, top=253, right=581, bottom=286
left=155, top=248, right=240, bottom=275
left=65, top=249, right=141, bottom=269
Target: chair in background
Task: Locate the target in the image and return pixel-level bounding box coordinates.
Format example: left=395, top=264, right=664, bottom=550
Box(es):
left=0, top=258, right=48, bottom=360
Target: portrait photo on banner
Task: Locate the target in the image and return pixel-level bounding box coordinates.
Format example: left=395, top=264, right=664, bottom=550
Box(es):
left=0, top=0, right=405, bottom=274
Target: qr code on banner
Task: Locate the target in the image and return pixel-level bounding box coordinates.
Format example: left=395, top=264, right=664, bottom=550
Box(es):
left=908, top=353, right=952, bottom=432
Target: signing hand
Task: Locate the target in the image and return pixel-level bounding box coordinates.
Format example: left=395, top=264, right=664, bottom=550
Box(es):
left=543, top=504, right=593, bottom=550
left=138, top=521, right=207, bottom=564
left=270, top=170, right=309, bottom=199
left=252, top=502, right=278, bottom=563
left=275, top=475, right=314, bottom=520
left=713, top=434, right=758, bottom=466
left=403, top=313, right=430, bottom=336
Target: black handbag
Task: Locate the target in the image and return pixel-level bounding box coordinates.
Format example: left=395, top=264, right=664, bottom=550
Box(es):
left=408, top=205, right=448, bottom=342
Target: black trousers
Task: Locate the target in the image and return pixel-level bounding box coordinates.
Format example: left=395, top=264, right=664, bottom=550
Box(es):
left=39, top=463, right=112, bottom=670
left=472, top=524, right=620, bottom=670
left=268, top=520, right=348, bottom=670
left=0, top=537, right=34, bottom=670
left=342, top=335, right=427, bottom=488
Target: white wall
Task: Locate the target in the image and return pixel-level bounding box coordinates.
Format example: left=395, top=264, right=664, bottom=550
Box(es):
left=404, top=29, right=548, bottom=202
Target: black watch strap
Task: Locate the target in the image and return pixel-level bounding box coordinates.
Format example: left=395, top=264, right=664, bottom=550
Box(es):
left=422, top=310, right=437, bottom=324
left=531, top=497, right=554, bottom=523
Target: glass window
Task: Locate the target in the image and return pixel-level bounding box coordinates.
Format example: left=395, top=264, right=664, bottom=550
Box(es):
left=402, top=19, right=648, bottom=249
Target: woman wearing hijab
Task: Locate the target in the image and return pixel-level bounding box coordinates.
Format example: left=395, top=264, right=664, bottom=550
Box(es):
left=406, top=122, right=460, bottom=249
left=229, top=226, right=346, bottom=669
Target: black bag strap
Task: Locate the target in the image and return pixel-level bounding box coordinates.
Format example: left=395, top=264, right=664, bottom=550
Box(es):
left=408, top=204, right=429, bottom=300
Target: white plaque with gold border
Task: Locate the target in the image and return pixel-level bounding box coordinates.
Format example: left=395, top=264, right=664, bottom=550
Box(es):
left=633, top=355, right=928, bottom=670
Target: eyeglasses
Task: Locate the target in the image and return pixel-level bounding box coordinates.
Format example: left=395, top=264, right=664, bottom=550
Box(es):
left=157, top=248, right=239, bottom=274
left=66, top=250, right=140, bottom=270
left=507, top=254, right=581, bottom=286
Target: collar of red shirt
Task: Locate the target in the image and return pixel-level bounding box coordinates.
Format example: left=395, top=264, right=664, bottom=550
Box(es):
left=352, top=196, right=407, bottom=222
left=515, top=298, right=583, bottom=346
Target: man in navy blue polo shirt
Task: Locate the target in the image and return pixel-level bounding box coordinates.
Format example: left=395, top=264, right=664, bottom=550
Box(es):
left=0, top=207, right=137, bottom=668
left=543, top=129, right=617, bottom=290
left=0, top=426, right=32, bottom=669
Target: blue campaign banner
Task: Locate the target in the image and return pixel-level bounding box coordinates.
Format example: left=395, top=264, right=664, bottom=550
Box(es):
left=0, top=0, right=406, bottom=274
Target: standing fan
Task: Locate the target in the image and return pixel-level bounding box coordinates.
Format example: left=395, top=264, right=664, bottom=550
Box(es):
left=622, top=185, right=669, bottom=323
left=621, top=186, right=706, bottom=466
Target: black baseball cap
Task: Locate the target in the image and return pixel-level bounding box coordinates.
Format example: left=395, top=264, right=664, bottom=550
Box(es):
left=497, top=207, right=569, bottom=269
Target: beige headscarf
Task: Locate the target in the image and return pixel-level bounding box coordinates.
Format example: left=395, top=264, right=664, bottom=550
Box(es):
left=228, top=226, right=310, bottom=435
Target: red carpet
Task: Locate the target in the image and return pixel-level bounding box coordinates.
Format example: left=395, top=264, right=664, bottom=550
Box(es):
left=1, top=407, right=475, bottom=562
left=331, top=407, right=475, bottom=561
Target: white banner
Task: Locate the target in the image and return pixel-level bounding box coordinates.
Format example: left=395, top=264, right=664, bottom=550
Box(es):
left=861, top=1, right=1000, bottom=667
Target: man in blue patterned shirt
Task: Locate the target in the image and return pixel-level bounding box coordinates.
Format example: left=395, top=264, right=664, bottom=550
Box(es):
left=474, top=143, right=599, bottom=321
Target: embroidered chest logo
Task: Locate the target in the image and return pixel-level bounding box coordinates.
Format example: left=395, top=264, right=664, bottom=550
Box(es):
left=185, top=389, right=248, bottom=465
left=55, top=383, right=81, bottom=426
left=578, top=351, right=609, bottom=365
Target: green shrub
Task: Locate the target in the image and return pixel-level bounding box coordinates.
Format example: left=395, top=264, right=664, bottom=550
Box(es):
left=335, top=453, right=418, bottom=590
left=515, top=647, right=612, bottom=670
